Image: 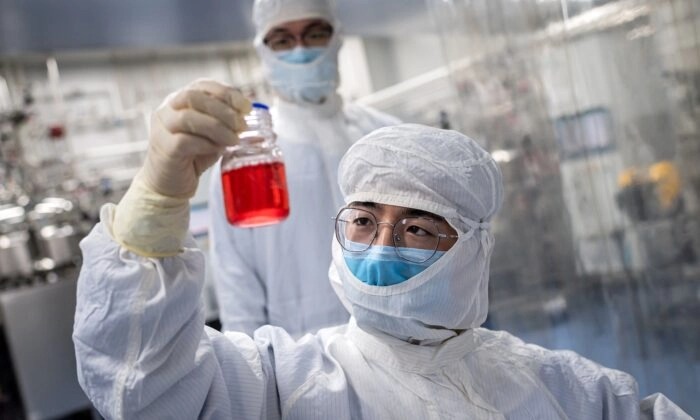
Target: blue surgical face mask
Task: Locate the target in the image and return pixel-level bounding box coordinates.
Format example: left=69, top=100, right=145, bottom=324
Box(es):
left=343, top=244, right=446, bottom=287
left=259, top=36, right=341, bottom=104
left=274, top=46, right=326, bottom=64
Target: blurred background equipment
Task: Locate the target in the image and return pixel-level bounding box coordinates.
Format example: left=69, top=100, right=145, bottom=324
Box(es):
left=0, top=205, right=33, bottom=280
left=616, top=160, right=683, bottom=222
left=1, top=0, right=699, bottom=417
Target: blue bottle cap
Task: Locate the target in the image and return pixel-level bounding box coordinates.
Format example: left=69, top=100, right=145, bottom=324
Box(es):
left=252, top=102, right=269, bottom=110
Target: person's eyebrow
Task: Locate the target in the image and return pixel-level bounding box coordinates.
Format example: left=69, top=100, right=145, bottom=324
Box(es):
left=303, top=20, right=332, bottom=31
left=267, top=21, right=331, bottom=40
left=351, top=202, right=443, bottom=221
left=266, top=28, right=293, bottom=36
left=351, top=201, right=377, bottom=209
left=401, top=208, right=442, bottom=220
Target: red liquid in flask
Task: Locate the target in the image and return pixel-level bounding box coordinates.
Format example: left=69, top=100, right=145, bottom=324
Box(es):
left=222, top=161, right=290, bottom=227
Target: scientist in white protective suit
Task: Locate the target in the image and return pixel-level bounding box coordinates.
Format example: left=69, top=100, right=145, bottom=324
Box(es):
left=208, top=0, right=400, bottom=337
left=72, top=79, right=692, bottom=419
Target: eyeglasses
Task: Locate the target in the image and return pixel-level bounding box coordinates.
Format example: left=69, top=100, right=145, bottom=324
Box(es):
left=264, top=23, right=334, bottom=51
left=333, top=207, right=459, bottom=263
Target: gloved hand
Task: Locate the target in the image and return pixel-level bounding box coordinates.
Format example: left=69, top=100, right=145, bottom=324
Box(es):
left=111, top=79, right=252, bottom=257
left=143, top=78, right=252, bottom=198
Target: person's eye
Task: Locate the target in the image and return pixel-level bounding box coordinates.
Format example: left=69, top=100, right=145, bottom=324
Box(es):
left=307, top=31, right=330, bottom=40
left=352, top=217, right=373, bottom=227
left=406, top=225, right=433, bottom=237
left=403, top=218, right=442, bottom=237
left=269, top=37, right=293, bottom=50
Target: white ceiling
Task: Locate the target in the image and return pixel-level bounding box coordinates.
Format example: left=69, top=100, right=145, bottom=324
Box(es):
left=0, top=0, right=434, bottom=56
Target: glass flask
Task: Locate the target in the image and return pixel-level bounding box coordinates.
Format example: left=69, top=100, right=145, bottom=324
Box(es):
left=220, top=102, right=289, bottom=228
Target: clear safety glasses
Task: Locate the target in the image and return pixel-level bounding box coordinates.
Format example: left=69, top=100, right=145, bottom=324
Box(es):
left=264, top=23, right=334, bottom=51
left=333, top=207, right=459, bottom=263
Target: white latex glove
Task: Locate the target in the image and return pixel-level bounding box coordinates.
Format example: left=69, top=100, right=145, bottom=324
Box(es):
left=143, top=78, right=252, bottom=198
left=112, top=79, right=252, bottom=257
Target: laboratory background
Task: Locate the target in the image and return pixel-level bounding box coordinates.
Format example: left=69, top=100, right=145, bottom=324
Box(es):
left=0, top=0, right=698, bottom=418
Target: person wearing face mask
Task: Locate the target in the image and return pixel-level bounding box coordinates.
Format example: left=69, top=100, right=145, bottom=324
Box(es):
left=73, top=80, right=690, bottom=418
left=208, top=0, right=400, bottom=338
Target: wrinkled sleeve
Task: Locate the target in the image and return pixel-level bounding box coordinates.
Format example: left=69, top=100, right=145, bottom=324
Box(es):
left=208, top=164, right=267, bottom=335
left=533, top=347, right=693, bottom=419
left=72, top=204, right=280, bottom=420
left=483, top=331, right=694, bottom=419
left=640, top=393, right=693, bottom=420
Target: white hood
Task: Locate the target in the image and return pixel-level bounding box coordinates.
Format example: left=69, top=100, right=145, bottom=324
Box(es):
left=252, top=0, right=342, bottom=105
left=329, top=124, right=504, bottom=345
left=252, top=0, right=338, bottom=44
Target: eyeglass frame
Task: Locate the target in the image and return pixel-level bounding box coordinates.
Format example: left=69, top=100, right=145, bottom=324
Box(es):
left=263, top=22, right=334, bottom=52
left=332, top=206, right=460, bottom=263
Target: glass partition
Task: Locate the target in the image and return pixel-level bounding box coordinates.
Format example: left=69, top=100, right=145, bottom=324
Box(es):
left=426, top=0, right=699, bottom=415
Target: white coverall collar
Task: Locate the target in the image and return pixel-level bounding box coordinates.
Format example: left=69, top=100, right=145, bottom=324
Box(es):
left=273, top=91, right=343, bottom=119
left=345, top=318, right=480, bottom=374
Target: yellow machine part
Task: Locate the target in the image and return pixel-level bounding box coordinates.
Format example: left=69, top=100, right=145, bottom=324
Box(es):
left=648, top=161, right=681, bottom=210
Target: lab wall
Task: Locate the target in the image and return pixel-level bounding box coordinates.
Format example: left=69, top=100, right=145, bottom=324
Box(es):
left=363, top=35, right=445, bottom=91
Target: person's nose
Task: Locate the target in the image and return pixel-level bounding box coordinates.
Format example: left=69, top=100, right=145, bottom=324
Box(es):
left=290, top=36, right=304, bottom=48
left=374, top=223, right=395, bottom=247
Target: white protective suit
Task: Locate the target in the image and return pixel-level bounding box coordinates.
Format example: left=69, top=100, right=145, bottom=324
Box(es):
left=209, top=0, right=400, bottom=336
left=73, top=124, right=692, bottom=419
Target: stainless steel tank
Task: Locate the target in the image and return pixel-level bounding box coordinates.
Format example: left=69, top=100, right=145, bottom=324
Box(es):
left=28, top=198, right=81, bottom=268
left=0, top=205, right=34, bottom=279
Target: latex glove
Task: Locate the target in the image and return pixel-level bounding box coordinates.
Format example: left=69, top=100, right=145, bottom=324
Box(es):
left=143, top=78, right=252, bottom=198
left=112, top=79, right=251, bottom=257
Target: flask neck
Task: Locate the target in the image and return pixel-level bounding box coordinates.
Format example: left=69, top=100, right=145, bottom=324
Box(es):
left=239, top=108, right=275, bottom=146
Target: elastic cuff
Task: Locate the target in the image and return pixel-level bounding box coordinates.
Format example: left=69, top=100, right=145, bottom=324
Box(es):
left=112, top=176, right=190, bottom=257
